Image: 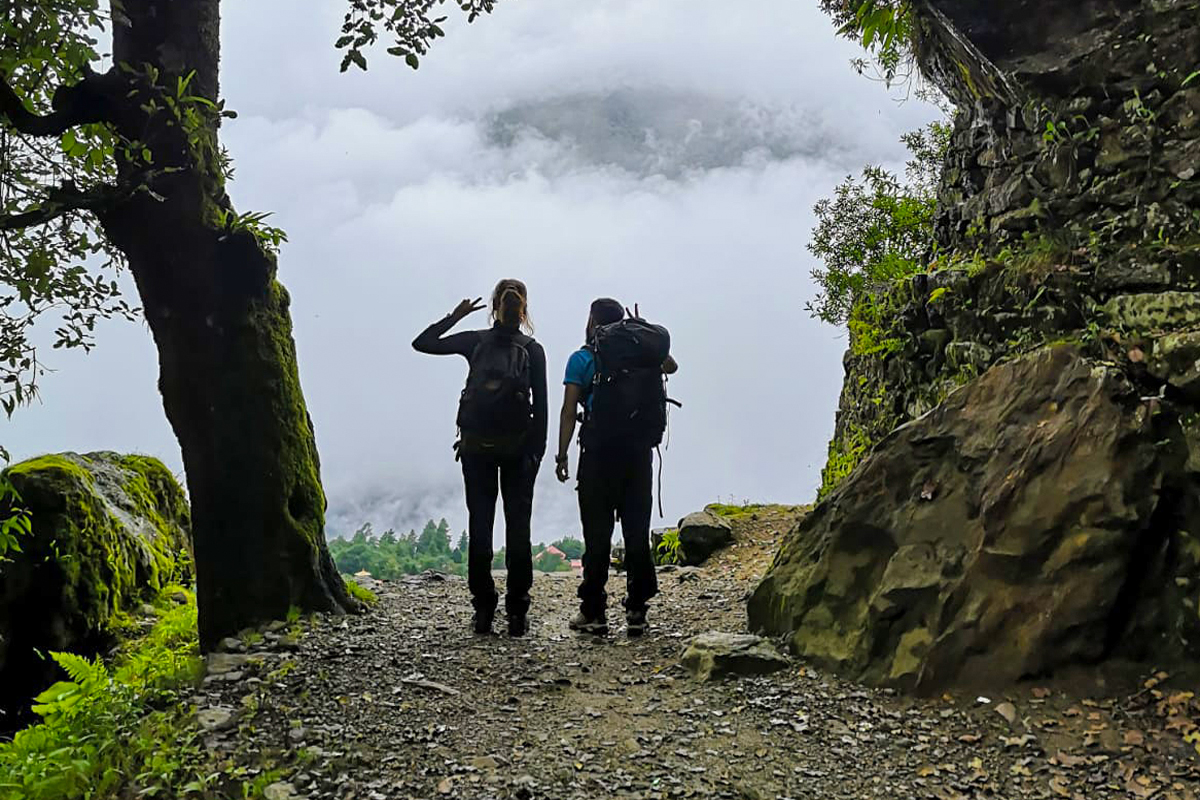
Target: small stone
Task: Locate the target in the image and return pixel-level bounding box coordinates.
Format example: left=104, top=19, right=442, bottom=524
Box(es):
left=219, top=636, right=245, bottom=652
left=169, top=590, right=189, bottom=605
left=140, top=603, right=156, bottom=616
left=995, top=702, right=1018, bottom=725
left=469, top=756, right=498, bottom=770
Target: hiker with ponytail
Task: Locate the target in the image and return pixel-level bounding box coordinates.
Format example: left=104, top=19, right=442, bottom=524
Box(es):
left=413, top=279, right=547, bottom=636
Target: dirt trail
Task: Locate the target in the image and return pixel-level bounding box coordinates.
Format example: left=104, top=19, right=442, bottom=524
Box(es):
left=198, top=508, right=1200, bottom=800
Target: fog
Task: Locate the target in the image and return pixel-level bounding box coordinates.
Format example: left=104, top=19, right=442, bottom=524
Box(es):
left=3, top=0, right=940, bottom=543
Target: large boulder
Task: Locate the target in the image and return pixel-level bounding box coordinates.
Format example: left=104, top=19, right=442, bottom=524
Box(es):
left=750, top=346, right=1200, bottom=692
left=0, top=452, right=191, bottom=717
left=676, top=510, right=734, bottom=566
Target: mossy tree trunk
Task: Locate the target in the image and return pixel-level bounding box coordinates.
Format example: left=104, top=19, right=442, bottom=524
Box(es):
left=94, top=0, right=355, bottom=649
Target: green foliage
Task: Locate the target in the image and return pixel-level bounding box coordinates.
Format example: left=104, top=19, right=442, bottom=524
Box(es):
left=532, top=548, right=573, bottom=573
left=0, top=3, right=134, bottom=426
left=329, top=520, right=466, bottom=578
left=655, top=529, right=683, bottom=566
left=0, top=5, right=278, bottom=447
left=806, top=121, right=949, bottom=326
left=344, top=579, right=378, bottom=606
left=818, top=429, right=871, bottom=501
left=820, top=0, right=915, bottom=85
left=0, top=588, right=216, bottom=800
left=329, top=520, right=583, bottom=577
left=213, top=209, right=287, bottom=255
left=337, top=0, right=499, bottom=72
left=847, top=291, right=904, bottom=358
left=0, top=472, right=31, bottom=559
left=549, top=537, right=584, bottom=560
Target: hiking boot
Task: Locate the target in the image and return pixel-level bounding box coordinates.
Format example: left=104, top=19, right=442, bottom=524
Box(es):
left=473, top=606, right=495, bottom=635
left=625, top=607, right=648, bottom=637
left=507, top=614, right=528, bottom=637
left=569, top=611, right=609, bottom=636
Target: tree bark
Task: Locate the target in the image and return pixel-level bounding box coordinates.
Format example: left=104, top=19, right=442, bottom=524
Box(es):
left=98, top=0, right=356, bottom=649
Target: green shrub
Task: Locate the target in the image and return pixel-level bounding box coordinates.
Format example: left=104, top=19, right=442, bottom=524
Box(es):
left=0, top=588, right=219, bottom=799
left=655, top=529, right=683, bottom=566
left=807, top=121, right=948, bottom=327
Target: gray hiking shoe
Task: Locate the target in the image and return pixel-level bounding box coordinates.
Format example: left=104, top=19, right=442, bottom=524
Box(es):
left=569, top=611, right=609, bottom=636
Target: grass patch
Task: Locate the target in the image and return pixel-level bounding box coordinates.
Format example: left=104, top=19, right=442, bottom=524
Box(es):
left=705, top=503, right=808, bottom=519
left=344, top=578, right=378, bottom=606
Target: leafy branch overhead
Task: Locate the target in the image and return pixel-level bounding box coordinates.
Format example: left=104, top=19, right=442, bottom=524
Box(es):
left=820, top=0, right=915, bottom=85
left=337, top=0, right=499, bottom=72
left=0, top=2, right=276, bottom=434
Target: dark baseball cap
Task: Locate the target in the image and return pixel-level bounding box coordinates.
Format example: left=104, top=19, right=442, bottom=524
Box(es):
left=590, top=298, right=624, bottom=326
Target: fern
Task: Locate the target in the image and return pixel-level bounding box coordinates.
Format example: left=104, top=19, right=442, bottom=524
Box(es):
left=51, top=652, right=107, bottom=686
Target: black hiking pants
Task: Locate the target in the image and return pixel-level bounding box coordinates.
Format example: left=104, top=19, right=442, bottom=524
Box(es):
left=577, top=445, right=658, bottom=618
left=461, top=453, right=538, bottom=618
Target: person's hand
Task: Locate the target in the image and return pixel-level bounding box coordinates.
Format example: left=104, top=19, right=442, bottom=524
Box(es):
left=555, top=454, right=570, bottom=483
left=625, top=302, right=640, bottom=319
left=451, top=297, right=485, bottom=320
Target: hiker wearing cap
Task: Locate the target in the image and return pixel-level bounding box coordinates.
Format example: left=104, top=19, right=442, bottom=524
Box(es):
left=556, top=298, right=677, bottom=637
left=412, top=279, right=547, bottom=637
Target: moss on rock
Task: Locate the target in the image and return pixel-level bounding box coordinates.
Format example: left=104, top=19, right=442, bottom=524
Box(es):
left=0, top=452, right=191, bottom=722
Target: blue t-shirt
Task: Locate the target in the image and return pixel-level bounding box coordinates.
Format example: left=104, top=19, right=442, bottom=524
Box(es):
left=563, top=347, right=595, bottom=408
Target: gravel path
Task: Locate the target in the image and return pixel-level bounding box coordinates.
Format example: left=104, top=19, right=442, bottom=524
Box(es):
left=196, top=509, right=1200, bottom=800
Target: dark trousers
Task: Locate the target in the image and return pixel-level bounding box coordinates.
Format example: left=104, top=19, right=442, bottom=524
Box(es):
left=577, top=446, right=658, bottom=617
left=461, top=453, right=538, bottom=617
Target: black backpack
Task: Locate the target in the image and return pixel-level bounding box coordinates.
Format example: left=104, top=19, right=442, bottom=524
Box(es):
left=457, top=330, right=533, bottom=456
left=586, top=318, right=671, bottom=450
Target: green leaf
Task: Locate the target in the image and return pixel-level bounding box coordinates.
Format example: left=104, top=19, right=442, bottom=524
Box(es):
left=1184, top=70, right=1200, bottom=87
left=405, top=53, right=420, bottom=70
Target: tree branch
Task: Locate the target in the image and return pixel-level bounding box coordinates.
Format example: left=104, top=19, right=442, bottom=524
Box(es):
left=0, top=66, right=119, bottom=137
left=0, top=181, right=137, bottom=230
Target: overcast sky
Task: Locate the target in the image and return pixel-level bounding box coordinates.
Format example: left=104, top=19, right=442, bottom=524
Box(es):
left=4, top=0, right=939, bottom=543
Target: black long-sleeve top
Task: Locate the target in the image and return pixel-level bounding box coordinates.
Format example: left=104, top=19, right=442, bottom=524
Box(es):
left=412, top=315, right=548, bottom=459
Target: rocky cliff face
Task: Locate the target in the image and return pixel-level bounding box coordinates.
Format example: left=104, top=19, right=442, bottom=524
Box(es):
left=752, top=0, right=1200, bottom=690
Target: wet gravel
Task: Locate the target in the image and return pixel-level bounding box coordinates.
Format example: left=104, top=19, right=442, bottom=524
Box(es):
left=195, top=509, right=1200, bottom=800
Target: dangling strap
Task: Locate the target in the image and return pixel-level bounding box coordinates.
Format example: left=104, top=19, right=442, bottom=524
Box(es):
left=656, top=445, right=665, bottom=519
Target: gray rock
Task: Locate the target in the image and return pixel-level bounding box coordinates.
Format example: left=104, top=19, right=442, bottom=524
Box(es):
left=0, top=451, right=191, bottom=718
left=677, top=510, right=734, bottom=566
left=1094, top=259, right=1171, bottom=291
left=750, top=346, right=1200, bottom=691
left=206, top=653, right=249, bottom=675
left=1102, top=291, right=1200, bottom=332
left=1148, top=331, right=1200, bottom=398
left=681, top=632, right=789, bottom=681
left=197, top=706, right=237, bottom=732
left=263, top=782, right=301, bottom=800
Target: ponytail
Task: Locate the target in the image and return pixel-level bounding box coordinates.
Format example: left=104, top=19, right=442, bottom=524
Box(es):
left=491, top=279, right=533, bottom=333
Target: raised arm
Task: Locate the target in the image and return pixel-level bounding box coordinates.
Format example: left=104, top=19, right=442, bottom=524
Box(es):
left=412, top=298, right=485, bottom=356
